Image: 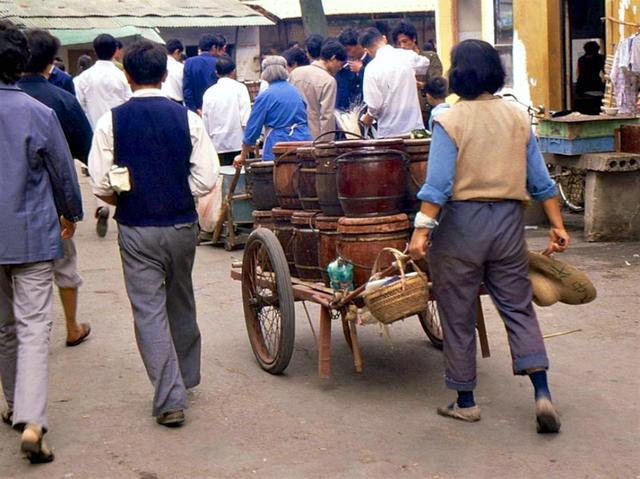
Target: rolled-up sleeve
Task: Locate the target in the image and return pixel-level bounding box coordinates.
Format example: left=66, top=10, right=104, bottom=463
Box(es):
left=526, top=130, right=558, bottom=201
left=187, top=110, right=219, bottom=197
left=417, top=123, right=457, bottom=206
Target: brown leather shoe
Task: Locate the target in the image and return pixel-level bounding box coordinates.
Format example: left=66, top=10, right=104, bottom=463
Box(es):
left=21, top=424, right=54, bottom=463
left=156, top=410, right=185, bottom=428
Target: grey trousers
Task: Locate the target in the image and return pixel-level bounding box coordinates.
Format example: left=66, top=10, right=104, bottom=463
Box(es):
left=0, top=261, right=53, bottom=430
left=118, top=223, right=201, bottom=417
left=429, top=201, right=549, bottom=391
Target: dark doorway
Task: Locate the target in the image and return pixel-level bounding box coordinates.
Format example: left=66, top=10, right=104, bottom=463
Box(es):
left=563, top=0, right=606, bottom=114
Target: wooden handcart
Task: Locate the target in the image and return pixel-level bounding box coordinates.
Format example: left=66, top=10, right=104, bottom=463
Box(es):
left=231, top=228, right=491, bottom=379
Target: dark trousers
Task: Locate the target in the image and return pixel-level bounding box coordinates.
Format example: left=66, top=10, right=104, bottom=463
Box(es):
left=429, top=201, right=549, bottom=391
left=118, top=223, right=201, bottom=416
left=218, top=151, right=240, bottom=167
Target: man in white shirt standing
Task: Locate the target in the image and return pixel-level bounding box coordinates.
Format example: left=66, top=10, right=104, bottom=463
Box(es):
left=202, top=57, right=251, bottom=165
left=76, top=33, right=132, bottom=237
left=161, top=39, right=184, bottom=104
left=359, top=28, right=430, bottom=138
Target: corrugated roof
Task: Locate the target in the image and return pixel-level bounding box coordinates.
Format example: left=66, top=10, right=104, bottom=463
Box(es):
left=242, top=0, right=436, bottom=20
left=0, top=0, right=273, bottom=28
left=51, top=26, right=165, bottom=45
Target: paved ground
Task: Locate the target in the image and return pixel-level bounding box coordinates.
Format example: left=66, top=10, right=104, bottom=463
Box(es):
left=1, top=176, right=639, bottom=478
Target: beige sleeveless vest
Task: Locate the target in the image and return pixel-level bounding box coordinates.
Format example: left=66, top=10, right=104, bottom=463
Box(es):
left=435, top=94, right=531, bottom=202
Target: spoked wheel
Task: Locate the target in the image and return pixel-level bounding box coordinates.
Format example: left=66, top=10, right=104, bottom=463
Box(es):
left=418, top=300, right=443, bottom=350
left=241, top=228, right=295, bottom=374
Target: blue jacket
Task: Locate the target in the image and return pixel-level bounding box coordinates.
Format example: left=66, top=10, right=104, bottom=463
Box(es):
left=49, top=66, right=75, bottom=96
left=0, top=83, right=83, bottom=264
left=243, top=80, right=312, bottom=160
left=183, top=53, right=218, bottom=111
left=19, top=75, right=93, bottom=164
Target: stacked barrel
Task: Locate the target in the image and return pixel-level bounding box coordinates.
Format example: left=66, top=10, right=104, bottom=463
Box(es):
left=247, top=137, right=431, bottom=287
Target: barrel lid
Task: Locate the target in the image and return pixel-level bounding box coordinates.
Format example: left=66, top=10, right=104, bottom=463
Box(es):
left=291, top=211, right=318, bottom=226
left=315, top=215, right=341, bottom=230
left=249, top=160, right=275, bottom=169
left=273, top=141, right=312, bottom=155
left=252, top=210, right=274, bottom=219
left=338, top=214, right=410, bottom=234
left=333, top=138, right=405, bottom=149
left=403, top=138, right=431, bottom=147
left=272, top=207, right=296, bottom=218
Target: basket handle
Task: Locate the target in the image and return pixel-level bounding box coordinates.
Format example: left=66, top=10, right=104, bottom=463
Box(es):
left=370, top=247, right=425, bottom=281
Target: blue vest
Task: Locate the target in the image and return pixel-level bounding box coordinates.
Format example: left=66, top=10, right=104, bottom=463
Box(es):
left=112, top=97, right=196, bottom=226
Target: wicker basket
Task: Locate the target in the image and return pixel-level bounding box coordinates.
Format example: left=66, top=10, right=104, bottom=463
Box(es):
left=363, top=248, right=429, bottom=324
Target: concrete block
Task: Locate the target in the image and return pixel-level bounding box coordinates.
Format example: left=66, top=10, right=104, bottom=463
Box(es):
left=584, top=171, right=640, bottom=241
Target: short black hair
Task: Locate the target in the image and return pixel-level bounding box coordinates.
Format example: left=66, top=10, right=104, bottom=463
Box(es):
left=123, top=39, right=167, bottom=85
left=0, top=20, right=29, bottom=84
left=93, top=34, right=117, bottom=60
left=584, top=40, right=600, bottom=55
left=425, top=76, right=448, bottom=99
left=166, top=38, right=184, bottom=55
left=283, top=46, right=310, bottom=68
left=320, top=38, right=347, bottom=62
left=25, top=29, right=60, bottom=74
left=215, top=56, right=235, bottom=76
left=358, top=28, right=382, bottom=49
left=115, top=39, right=123, bottom=49
left=287, top=40, right=301, bottom=49
left=373, top=20, right=389, bottom=38
left=215, top=33, right=227, bottom=48
left=423, top=39, right=436, bottom=52
left=391, top=21, right=417, bottom=44
left=77, top=54, right=93, bottom=73
left=304, top=34, right=323, bottom=59
left=338, top=27, right=359, bottom=47
left=449, top=39, right=505, bottom=99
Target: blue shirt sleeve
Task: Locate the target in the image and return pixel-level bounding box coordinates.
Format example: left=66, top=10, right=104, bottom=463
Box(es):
left=417, top=123, right=457, bottom=206
left=526, top=130, right=558, bottom=201
left=243, top=91, right=270, bottom=146
left=183, top=61, right=196, bottom=111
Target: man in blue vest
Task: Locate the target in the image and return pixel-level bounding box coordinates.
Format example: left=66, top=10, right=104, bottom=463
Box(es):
left=89, top=39, right=219, bottom=427
left=183, top=33, right=226, bottom=114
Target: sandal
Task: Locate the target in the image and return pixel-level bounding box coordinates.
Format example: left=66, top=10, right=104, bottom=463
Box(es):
left=66, top=323, right=91, bottom=347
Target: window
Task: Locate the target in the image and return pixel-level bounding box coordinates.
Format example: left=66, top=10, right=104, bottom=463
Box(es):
left=494, top=0, right=514, bottom=86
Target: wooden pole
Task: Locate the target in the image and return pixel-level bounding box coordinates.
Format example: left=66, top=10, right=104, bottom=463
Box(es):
left=318, top=306, right=332, bottom=379
left=299, top=0, right=329, bottom=37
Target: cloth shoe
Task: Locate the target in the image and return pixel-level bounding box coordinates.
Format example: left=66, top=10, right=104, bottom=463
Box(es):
left=21, top=423, right=54, bottom=464
left=96, top=207, right=109, bottom=238
left=535, top=397, right=561, bottom=433
left=437, top=402, right=481, bottom=422
left=156, top=410, right=185, bottom=428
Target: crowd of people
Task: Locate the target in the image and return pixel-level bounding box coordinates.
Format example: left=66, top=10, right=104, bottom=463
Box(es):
left=0, top=15, right=570, bottom=466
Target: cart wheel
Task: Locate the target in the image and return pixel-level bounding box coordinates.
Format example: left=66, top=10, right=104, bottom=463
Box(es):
left=418, top=300, right=443, bottom=350
left=241, top=228, right=295, bottom=374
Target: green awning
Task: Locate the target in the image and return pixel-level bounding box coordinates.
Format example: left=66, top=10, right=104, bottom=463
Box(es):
left=50, top=26, right=164, bottom=46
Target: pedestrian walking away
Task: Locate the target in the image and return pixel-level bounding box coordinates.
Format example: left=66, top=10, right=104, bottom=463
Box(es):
left=18, top=28, right=93, bottom=347
left=0, top=20, right=83, bottom=464
left=409, top=40, right=570, bottom=434
left=183, top=33, right=226, bottom=114
left=89, top=39, right=219, bottom=427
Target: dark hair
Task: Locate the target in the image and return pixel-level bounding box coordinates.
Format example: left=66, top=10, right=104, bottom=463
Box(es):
left=425, top=76, right=448, bottom=99
left=115, top=39, right=123, bottom=50
left=54, top=57, right=65, bottom=70
left=215, top=33, right=227, bottom=48
left=320, top=38, right=347, bottom=62
left=423, top=39, right=436, bottom=52
left=93, top=34, right=117, bottom=60
left=215, top=56, right=235, bottom=76
left=166, top=38, right=183, bottom=55
left=304, top=34, right=323, bottom=59
left=287, top=40, right=301, bottom=49
left=77, top=54, right=93, bottom=73
left=25, top=29, right=60, bottom=73
left=123, top=39, right=167, bottom=85
left=283, top=46, right=310, bottom=68
left=373, top=20, right=389, bottom=38
left=358, top=28, right=382, bottom=49
left=449, top=39, right=505, bottom=99
left=338, top=27, right=359, bottom=47
left=391, top=21, right=417, bottom=44
left=0, top=20, right=29, bottom=84
left=583, top=40, right=600, bottom=55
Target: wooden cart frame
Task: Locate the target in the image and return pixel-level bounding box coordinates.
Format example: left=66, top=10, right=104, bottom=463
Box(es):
left=231, top=228, right=491, bottom=379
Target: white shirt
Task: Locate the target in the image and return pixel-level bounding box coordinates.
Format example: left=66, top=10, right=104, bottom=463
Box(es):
left=89, top=89, right=219, bottom=199
left=75, top=60, right=132, bottom=128
left=161, top=55, right=184, bottom=102
left=363, top=45, right=430, bottom=138
left=202, top=77, right=252, bottom=153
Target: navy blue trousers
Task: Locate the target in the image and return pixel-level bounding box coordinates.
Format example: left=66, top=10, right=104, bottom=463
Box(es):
left=429, top=201, right=548, bottom=391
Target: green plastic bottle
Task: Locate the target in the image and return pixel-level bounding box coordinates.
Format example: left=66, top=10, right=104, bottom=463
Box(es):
left=327, top=258, right=354, bottom=291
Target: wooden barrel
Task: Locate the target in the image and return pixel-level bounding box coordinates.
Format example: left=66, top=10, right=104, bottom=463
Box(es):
left=292, top=211, right=322, bottom=281
left=336, top=144, right=406, bottom=217
left=252, top=210, right=275, bottom=231
left=272, top=208, right=297, bottom=276
left=403, top=138, right=431, bottom=212
left=246, top=160, right=279, bottom=211
left=273, top=142, right=311, bottom=210
left=337, top=214, right=410, bottom=287
left=316, top=215, right=341, bottom=286
left=295, top=146, right=320, bottom=211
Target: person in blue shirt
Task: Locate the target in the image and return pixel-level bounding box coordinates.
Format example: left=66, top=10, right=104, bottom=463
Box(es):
left=48, top=57, right=75, bottom=95
left=183, top=33, right=226, bottom=113
left=408, top=40, right=569, bottom=434
left=235, top=56, right=312, bottom=165
left=424, top=76, right=450, bottom=132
